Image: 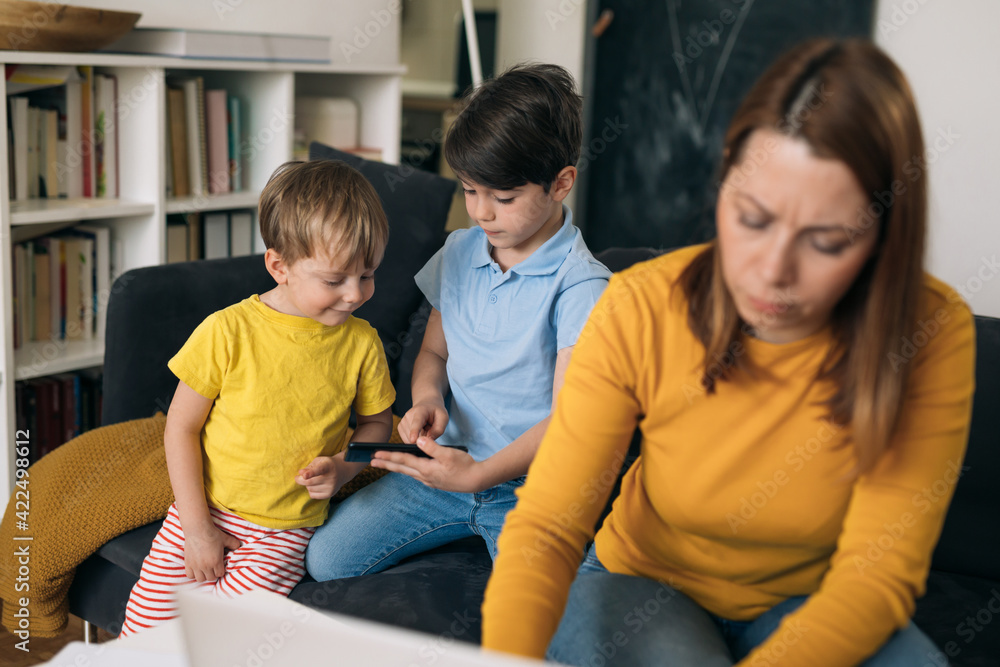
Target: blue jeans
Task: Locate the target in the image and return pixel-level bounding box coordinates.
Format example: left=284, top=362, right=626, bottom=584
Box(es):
left=547, top=546, right=947, bottom=666
left=305, top=471, right=525, bottom=580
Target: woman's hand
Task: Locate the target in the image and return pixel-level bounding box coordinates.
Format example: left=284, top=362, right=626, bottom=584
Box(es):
left=183, top=522, right=242, bottom=582
left=372, top=436, right=484, bottom=493
left=398, top=402, right=449, bottom=443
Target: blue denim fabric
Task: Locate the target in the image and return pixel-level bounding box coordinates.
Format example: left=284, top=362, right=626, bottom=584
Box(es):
left=304, top=471, right=524, bottom=581
left=546, top=546, right=946, bottom=666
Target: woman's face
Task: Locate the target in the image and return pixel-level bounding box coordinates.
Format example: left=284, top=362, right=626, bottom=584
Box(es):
left=716, top=130, right=879, bottom=344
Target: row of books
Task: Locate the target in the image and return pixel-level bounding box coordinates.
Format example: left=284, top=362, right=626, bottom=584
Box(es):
left=15, top=368, right=103, bottom=464
left=166, top=209, right=261, bottom=263
left=6, top=65, right=119, bottom=201
left=166, top=76, right=244, bottom=198
left=11, top=226, right=115, bottom=349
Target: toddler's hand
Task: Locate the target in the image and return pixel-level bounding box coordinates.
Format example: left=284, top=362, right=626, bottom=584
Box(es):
left=296, top=456, right=341, bottom=499
left=184, top=524, right=241, bottom=582
left=399, top=403, right=449, bottom=443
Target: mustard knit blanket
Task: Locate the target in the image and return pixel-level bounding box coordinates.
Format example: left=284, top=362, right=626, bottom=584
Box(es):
left=0, top=413, right=392, bottom=638
left=0, top=413, right=172, bottom=638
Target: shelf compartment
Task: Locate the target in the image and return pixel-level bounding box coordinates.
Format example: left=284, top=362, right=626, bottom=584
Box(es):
left=10, top=198, right=155, bottom=225
left=14, top=339, right=105, bottom=381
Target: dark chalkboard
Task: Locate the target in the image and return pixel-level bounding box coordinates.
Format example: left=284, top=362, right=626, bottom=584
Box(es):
left=580, top=0, right=874, bottom=252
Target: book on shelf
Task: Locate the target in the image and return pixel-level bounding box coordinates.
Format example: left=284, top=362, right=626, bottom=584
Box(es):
left=166, top=86, right=190, bottom=197
left=175, top=76, right=209, bottom=197
left=228, top=95, right=242, bottom=192
left=203, top=211, right=230, bottom=260
left=33, top=245, right=52, bottom=342
left=166, top=217, right=189, bottom=263
left=11, top=227, right=112, bottom=349
left=102, top=28, right=331, bottom=63
left=26, top=106, right=38, bottom=198
left=79, top=66, right=96, bottom=198
left=229, top=211, right=254, bottom=257
left=9, top=96, right=29, bottom=200
left=5, top=64, right=81, bottom=95
left=94, top=74, right=119, bottom=198
left=71, top=225, right=112, bottom=343
left=16, top=368, right=103, bottom=463
left=205, top=89, right=230, bottom=194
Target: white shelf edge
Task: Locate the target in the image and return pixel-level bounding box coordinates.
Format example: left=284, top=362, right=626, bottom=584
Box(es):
left=1, top=50, right=406, bottom=75
left=166, top=192, right=260, bottom=214
left=10, top=198, right=156, bottom=225
left=14, top=339, right=104, bottom=381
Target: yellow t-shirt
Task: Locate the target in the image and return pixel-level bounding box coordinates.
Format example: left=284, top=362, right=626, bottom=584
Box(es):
left=168, top=295, right=396, bottom=529
left=483, top=245, right=976, bottom=665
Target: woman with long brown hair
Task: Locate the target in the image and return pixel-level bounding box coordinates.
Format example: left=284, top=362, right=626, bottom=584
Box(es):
left=481, top=39, right=975, bottom=666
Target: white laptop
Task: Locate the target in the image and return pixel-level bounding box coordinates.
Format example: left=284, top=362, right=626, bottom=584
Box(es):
left=43, top=590, right=558, bottom=666
left=176, top=589, right=555, bottom=667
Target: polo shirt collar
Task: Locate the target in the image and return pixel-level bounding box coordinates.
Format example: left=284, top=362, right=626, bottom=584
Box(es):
left=469, top=205, right=576, bottom=276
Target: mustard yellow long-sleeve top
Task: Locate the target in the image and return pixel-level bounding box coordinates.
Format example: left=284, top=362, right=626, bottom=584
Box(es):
left=482, top=245, right=976, bottom=666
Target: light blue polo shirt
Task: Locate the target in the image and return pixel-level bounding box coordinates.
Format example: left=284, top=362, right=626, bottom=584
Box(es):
left=414, top=206, right=611, bottom=462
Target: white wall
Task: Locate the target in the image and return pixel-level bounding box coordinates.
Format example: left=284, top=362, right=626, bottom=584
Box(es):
left=62, top=0, right=400, bottom=66
left=875, top=0, right=1000, bottom=317
left=494, top=0, right=587, bottom=85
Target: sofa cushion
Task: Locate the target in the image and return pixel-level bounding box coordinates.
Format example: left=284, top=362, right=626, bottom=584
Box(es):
left=308, top=142, right=456, bottom=390
left=931, top=315, right=1000, bottom=580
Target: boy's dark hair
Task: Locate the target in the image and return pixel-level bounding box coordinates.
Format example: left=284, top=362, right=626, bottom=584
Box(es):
left=444, top=63, right=582, bottom=192
left=258, top=160, right=388, bottom=268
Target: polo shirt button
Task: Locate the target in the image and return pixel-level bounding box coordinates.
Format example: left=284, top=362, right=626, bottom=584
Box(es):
left=489, top=294, right=498, bottom=304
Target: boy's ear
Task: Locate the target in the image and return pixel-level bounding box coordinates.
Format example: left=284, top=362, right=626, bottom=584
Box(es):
left=549, top=166, right=577, bottom=202
left=264, top=248, right=290, bottom=285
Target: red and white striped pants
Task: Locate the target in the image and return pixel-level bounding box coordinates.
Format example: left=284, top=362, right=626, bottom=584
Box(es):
left=119, top=502, right=314, bottom=637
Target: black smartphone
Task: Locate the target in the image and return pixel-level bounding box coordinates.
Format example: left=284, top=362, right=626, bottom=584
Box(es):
left=344, top=442, right=469, bottom=463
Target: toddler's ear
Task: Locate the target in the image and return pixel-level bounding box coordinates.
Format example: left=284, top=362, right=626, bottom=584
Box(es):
left=264, top=248, right=290, bottom=284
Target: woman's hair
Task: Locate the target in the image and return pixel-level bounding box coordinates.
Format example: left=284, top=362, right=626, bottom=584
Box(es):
left=443, top=62, right=583, bottom=192
left=679, top=38, right=927, bottom=472
left=258, top=160, right=389, bottom=269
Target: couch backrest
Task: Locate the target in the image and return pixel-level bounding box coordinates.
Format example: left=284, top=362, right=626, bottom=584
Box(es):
left=101, top=252, right=432, bottom=425
left=931, top=314, right=1000, bottom=579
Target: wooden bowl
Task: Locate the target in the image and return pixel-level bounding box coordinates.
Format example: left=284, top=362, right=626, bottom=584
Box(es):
left=0, top=1, right=141, bottom=52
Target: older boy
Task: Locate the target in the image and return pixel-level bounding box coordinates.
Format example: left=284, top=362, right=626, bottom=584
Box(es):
left=306, top=64, right=611, bottom=579
left=120, top=161, right=395, bottom=636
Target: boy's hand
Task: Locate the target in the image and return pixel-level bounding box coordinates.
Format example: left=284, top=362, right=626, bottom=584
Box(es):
left=184, top=523, right=241, bottom=582
left=398, top=403, right=449, bottom=443
left=372, top=436, right=484, bottom=493
left=296, top=456, right=342, bottom=499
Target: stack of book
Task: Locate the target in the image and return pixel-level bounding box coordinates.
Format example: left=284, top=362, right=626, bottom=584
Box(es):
left=11, top=226, right=113, bottom=350
left=15, top=368, right=103, bottom=463
left=166, top=209, right=260, bottom=263
left=165, top=76, right=244, bottom=198
left=6, top=65, right=119, bottom=201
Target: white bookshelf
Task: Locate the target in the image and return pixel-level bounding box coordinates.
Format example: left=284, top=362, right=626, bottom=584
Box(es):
left=0, top=53, right=403, bottom=503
